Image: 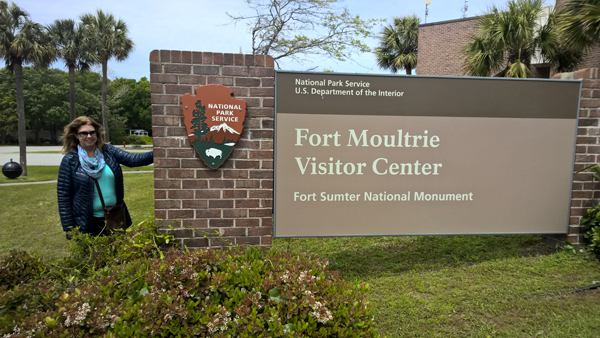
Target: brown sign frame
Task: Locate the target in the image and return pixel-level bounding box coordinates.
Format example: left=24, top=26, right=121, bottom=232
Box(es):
left=274, top=71, right=582, bottom=238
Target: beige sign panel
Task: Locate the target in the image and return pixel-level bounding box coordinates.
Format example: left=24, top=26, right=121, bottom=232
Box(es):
left=274, top=72, right=581, bottom=237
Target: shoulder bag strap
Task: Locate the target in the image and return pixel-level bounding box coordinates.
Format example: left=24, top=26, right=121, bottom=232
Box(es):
left=92, top=178, right=107, bottom=209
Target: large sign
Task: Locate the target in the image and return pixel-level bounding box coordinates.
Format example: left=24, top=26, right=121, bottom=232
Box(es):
left=274, top=71, right=581, bottom=237
left=182, top=85, right=247, bottom=169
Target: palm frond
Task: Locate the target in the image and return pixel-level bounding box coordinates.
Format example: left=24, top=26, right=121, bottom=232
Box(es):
left=80, top=9, right=134, bottom=62
left=505, top=59, right=531, bottom=77
left=559, top=0, right=600, bottom=51
left=374, top=15, right=419, bottom=74
left=464, top=0, right=582, bottom=78
left=576, top=163, right=600, bottom=181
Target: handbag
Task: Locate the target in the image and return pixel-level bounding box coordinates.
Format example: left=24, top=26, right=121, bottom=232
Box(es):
left=93, top=178, right=127, bottom=235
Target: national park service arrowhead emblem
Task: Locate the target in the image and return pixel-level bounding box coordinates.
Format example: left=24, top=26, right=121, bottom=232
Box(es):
left=181, top=85, right=247, bottom=169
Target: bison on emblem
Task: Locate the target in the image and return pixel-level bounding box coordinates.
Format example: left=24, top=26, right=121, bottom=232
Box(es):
left=205, top=148, right=222, bottom=159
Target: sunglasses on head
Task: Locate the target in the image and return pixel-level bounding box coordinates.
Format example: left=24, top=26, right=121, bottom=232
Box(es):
left=78, top=130, right=97, bottom=138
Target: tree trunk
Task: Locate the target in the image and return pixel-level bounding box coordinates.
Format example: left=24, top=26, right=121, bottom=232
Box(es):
left=51, top=124, right=58, bottom=145
left=406, top=65, right=412, bottom=75
left=69, top=65, right=76, bottom=121
left=14, top=61, right=27, bottom=176
left=102, top=59, right=109, bottom=143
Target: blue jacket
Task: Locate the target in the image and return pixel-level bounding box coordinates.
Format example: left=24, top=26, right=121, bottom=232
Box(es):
left=57, top=144, right=153, bottom=233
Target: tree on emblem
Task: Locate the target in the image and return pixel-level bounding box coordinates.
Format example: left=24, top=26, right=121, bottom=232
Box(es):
left=191, top=100, right=209, bottom=137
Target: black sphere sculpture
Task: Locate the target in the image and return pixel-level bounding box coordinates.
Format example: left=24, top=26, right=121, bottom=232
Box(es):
left=2, top=159, right=23, bottom=179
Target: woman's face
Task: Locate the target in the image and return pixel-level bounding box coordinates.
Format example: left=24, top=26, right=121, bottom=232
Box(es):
left=77, top=124, right=97, bottom=151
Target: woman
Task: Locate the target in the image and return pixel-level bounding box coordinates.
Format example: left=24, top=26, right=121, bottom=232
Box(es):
left=57, top=116, right=153, bottom=238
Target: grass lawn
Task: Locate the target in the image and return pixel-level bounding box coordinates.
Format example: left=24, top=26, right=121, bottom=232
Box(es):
left=0, top=165, right=153, bottom=183
left=0, top=165, right=59, bottom=183
left=0, top=172, right=154, bottom=260
left=1, top=173, right=599, bottom=337
left=273, top=236, right=600, bottom=337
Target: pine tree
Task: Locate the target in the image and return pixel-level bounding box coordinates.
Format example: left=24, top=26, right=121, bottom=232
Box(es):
left=191, top=100, right=209, bottom=137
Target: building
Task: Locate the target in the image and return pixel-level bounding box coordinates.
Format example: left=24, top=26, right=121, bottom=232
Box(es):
left=418, top=3, right=600, bottom=77
left=417, top=17, right=478, bottom=76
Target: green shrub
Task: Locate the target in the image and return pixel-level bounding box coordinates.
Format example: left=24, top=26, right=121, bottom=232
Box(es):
left=0, top=251, right=45, bottom=288
left=586, top=224, right=600, bottom=256
left=579, top=204, right=600, bottom=257
left=125, top=134, right=146, bottom=145
left=141, top=135, right=153, bottom=145
left=0, top=222, right=377, bottom=337
left=0, top=252, right=59, bottom=334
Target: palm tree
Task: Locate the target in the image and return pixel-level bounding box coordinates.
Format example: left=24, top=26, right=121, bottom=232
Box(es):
left=48, top=19, right=98, bottom=122
left=464, top=0, right=582, bottom=78
left=0, top=0, right=54, bottom=176
left=80, top=10, right=133, bottom=142
left=560, top=0, right=600, bottom=52
left=375, top=15, right=419, bottom=75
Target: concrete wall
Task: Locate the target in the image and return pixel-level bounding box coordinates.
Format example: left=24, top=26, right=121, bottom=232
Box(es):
left=150, top=50, right=274, bottom=249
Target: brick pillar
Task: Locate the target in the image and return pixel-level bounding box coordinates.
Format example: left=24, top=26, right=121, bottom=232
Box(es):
left=545, top=68, right=600, bottom=246
left=150, top=50, right=274, bottom=249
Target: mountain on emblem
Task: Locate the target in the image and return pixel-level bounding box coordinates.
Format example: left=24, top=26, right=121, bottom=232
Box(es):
left=211, top=123, right=240, bottom=134
left=181, top=84, right=247, bottom=169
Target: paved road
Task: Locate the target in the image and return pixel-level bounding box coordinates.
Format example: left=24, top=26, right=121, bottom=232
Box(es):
left=0, top=170, right=152, bottom=186
left=0, top=146, right=64, bottom=166
left=0, top=145, right=152, bottom=166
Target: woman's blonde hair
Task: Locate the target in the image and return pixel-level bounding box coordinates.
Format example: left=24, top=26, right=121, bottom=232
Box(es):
left=60, top=116, right=105, bottom=154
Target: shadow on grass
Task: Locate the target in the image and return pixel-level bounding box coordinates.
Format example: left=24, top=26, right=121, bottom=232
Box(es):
left=272, top=234, right=557, bottom=280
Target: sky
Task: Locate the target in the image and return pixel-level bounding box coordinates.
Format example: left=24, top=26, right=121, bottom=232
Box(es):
left=18, top=0, right=556, bottom=80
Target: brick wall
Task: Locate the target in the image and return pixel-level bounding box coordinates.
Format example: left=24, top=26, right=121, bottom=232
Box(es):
left=545, top=68, right=600, bottom=245
left=417, top=17, right=478, bottom=76
left=150, top=50, right=274, bottom=249
left=418, top=9, right=600, bottom=77
left=418, top=17, right=554, bottom=78
left=580, top=45, right=600, bottom=70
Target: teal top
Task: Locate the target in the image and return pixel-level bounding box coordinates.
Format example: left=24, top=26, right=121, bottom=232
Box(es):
left=92, top=163, right=117, bottom=217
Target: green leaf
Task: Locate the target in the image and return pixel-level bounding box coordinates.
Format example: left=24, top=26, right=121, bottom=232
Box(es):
left=269, top=288, right=285, bottom=303
left=284, top=323, right=295, bottom=332
left=45, top=316, right=56, bottom=328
